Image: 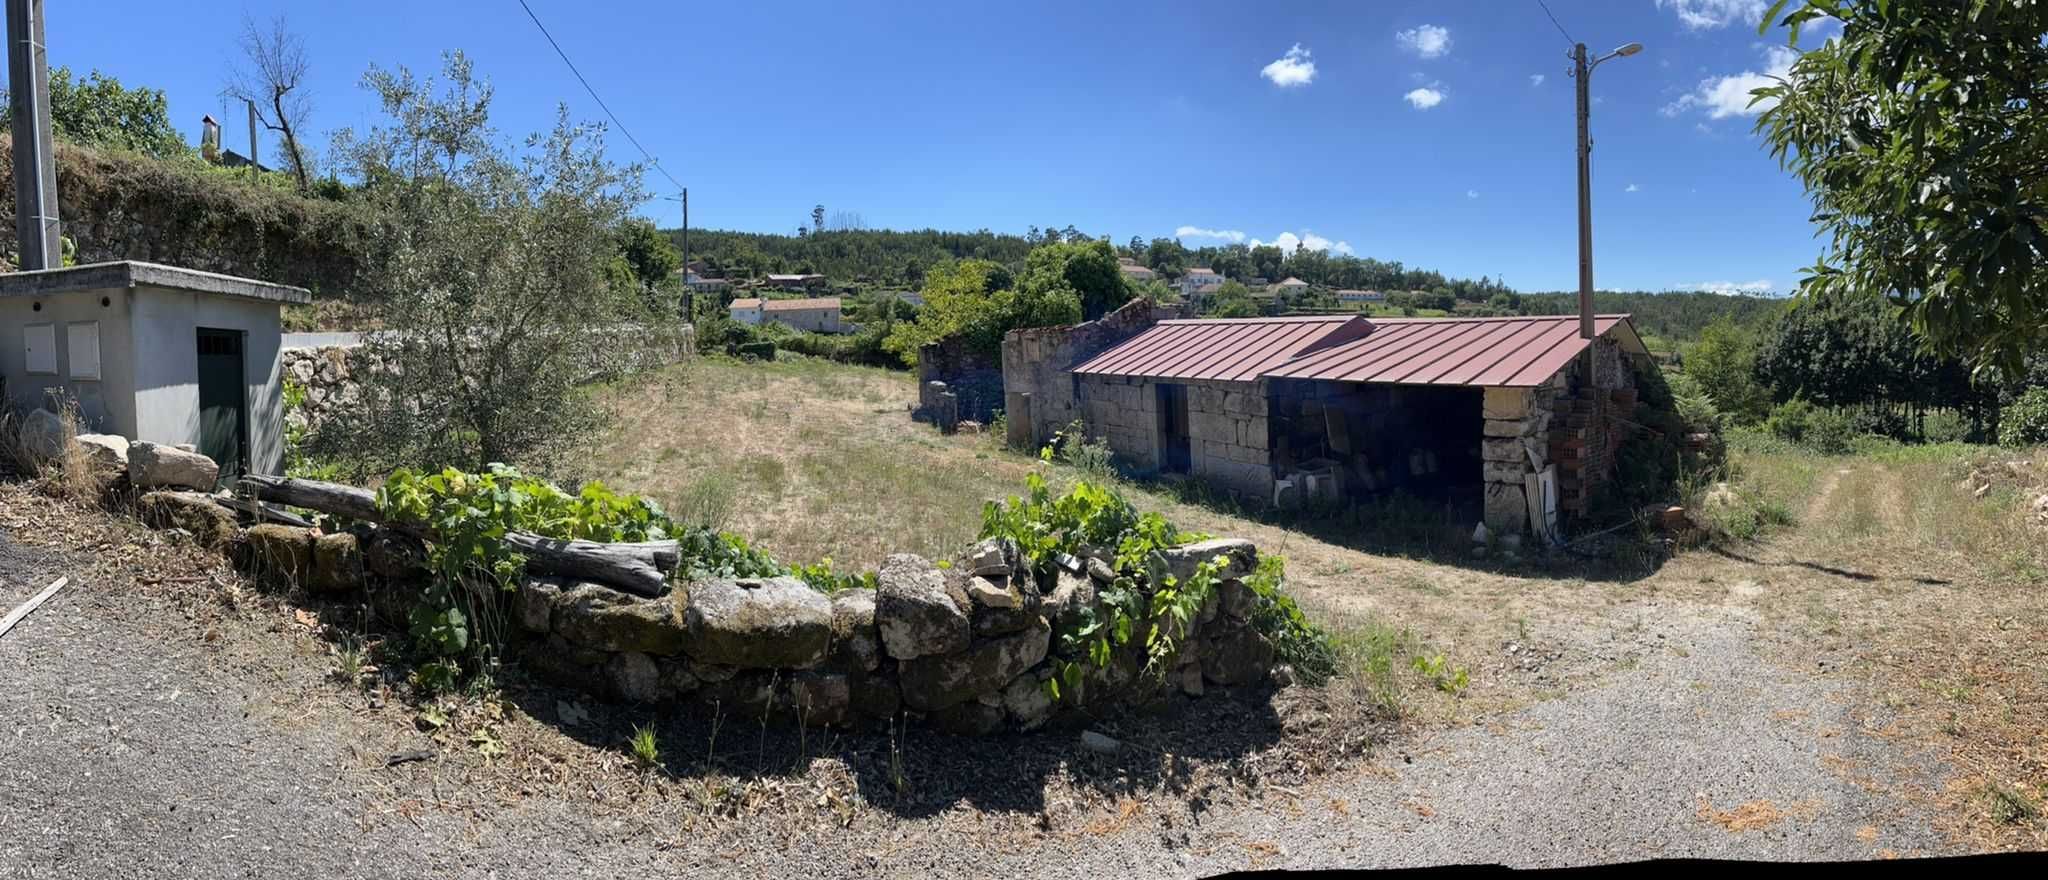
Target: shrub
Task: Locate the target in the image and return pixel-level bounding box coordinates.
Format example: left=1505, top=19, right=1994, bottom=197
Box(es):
left=1766, top=398, right=1817, bottom=443
left=1922, top=408, right=1972, bottom=444
left=978, top=474, right=1326, bottom=700
left=1666, top=372, right=1723, bottom=434
left=1847, top=406, right=1909, bottom=441
left=1999, top=387, right=2048, bottom=448
left=320, top=54, right=671, bottom=474
left=734, top=341, right=777, bottom=361
left=1805, top=407, right=1856, bottom=454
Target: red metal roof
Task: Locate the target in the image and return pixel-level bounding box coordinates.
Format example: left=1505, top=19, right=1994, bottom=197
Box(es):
left=1071, top=316, right=1370, bottom=383
left=1262, top=315, right=1645, bottom=387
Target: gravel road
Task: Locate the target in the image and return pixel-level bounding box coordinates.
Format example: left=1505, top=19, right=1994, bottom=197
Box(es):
left=0, top=526, right=1958, bottom=878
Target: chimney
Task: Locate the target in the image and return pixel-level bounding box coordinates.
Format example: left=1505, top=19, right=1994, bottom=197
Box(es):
left=200, top=114, right=221, bottom=162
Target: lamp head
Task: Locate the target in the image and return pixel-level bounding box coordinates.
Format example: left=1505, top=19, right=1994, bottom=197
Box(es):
left=1614, top=42, right=1643, bottom=57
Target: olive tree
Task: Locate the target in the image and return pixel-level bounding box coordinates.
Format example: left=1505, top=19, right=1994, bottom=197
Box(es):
left=320, top=52, right=667, bottom=475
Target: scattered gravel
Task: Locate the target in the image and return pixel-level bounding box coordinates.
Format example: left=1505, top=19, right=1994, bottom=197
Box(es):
left=0, top=502, right=1961, bottom=877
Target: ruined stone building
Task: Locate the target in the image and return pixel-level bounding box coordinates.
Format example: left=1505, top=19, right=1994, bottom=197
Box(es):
left=1002, top=307, right=1651, bottom=537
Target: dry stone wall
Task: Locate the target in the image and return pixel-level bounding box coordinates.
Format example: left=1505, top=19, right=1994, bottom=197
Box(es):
left=130, top=486, right=1282, bottom=736
left=281, top=327, right=694, bottom=435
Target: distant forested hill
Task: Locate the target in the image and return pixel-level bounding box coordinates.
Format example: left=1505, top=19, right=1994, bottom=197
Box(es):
left=665, top=225, right=1788, bottom=349
left=1520, top=290, right=1788, bottom=348
left=662, top=227, right=1038, bottom=287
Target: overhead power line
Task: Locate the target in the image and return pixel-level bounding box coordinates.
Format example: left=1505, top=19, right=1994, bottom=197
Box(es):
left=514, top=0, right=685, bottom=193
left=1534, top=0, right=1578, bottom=47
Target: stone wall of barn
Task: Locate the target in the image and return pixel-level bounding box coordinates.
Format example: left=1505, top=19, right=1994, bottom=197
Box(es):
left=1000, top=298, right=1166, bottom=450
left=1077, top=374, right=1275, bottom=499
left=1481, top=336, right=1638, bottom=535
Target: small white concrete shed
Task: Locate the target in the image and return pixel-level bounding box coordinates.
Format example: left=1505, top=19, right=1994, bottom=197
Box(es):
left=1, top=261, right=311, bottom=481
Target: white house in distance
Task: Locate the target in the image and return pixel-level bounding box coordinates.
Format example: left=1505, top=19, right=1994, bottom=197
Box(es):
left=1274, top=277, right=1311, bottom=296
left=0, top=260, right=309, bottom=481
left=728, top=296, right=853, bottom=334
left=729, top=297, right=767, bottom=325
left=1337, top=289, right=1386, bottom=305
left=678, top=268, right=732, bottom=294
left=1117, top=257, right=1156, bottom=282
left=1178, top=267, right=1224, bottom=299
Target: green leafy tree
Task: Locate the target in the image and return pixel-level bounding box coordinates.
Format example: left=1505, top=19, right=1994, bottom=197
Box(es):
left=0, top=66, right=185, bottom=158
left=1015, top=238, right=1128, bottom=320
left=1755, top=0, right=2048, bottom=373
left=1683, top=317, right=1771, bottom=424
left=1207, top=280, right=1260, bottom=318
left=882, top=258, right=1017, bottom=364
left=318, top=52, right=666, bottom=474
left=613, top=218, right=681, bottom=292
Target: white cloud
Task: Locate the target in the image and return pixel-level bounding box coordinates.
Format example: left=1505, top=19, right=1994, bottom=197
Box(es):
left=1260, top=44, right=1316, bottom=87
left=1655, top=0, right=1767, bottom=30
left=1663, top=45, right=1798, bottom=120
left=1683, top=279, right=1776, bottom=295
left=1625, top=183, right=1640, bottom=192
left=1530, top=74, right=1545, bottom=86
left=1396, top=24, right=1452, bottom=59
left=1404, top=86, right=1445, bottom=110
left=1467, top=190, right=1479, bottom=199
left=1175, top=225, right=1246, bottom=244
left=1249, top=230, right=1353, bottom=257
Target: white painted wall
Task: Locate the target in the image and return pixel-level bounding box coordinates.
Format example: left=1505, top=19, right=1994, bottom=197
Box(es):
left=0, top=285, right=137, bottom=435
left=129, top=285, right=287, bottom=476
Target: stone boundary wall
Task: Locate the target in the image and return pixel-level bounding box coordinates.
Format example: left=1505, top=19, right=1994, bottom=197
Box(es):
left=127, top=482, right=1281, bottom=736
left=1001, top=298, right=1169, bottom=450
left=914, top=337, right=1002, bottom=427
left=282, top=325, right=695, bottom=434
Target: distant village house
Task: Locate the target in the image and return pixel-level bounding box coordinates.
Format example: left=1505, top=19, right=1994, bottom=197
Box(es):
left=764, top=273, right=827, bottom=292
left=1178, top=267, right=1224, bottom=299
left=729, top=296, right=853, bottom=334
left=1117, top=258, right=1157, bottom=282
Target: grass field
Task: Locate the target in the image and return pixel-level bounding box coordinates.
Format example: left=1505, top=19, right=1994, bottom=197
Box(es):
left=584, top=354, right=2048, bottom=849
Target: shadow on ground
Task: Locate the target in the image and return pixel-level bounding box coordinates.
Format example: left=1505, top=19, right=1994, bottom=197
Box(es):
left=490, top=658, right=1314, bottom=820
left=1705, top=544, right=1952, bottom=585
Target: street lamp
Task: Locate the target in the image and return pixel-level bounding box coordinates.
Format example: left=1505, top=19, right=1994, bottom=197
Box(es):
left=1571, top=41, right=1642, bottom=343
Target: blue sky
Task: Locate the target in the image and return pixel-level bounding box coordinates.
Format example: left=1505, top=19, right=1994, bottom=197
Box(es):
left=54, top=1, right=1828, bottom=293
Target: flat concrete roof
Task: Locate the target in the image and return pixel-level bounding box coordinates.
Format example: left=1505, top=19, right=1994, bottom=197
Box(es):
left=0, top=260, right=313, bottom=305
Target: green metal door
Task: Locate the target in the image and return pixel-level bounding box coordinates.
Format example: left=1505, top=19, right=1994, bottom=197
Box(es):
left=196, top=328, right=246, bottom=486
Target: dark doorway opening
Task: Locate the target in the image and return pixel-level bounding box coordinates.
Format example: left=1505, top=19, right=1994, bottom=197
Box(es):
left=1157, top=383, right=1191, bottom=474
left=196, top=328, right=247, bottom=485
left=1270, top=380, right=1485, bottom=520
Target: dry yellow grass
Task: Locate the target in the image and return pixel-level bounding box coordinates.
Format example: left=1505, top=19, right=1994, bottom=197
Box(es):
left=582, top=357, right=1039, bottom=570
left=585, top=356, right=2048, bottom=849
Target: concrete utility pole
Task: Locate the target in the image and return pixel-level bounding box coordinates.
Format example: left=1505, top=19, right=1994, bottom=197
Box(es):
left=1570, top=40, right=1641, bottom=344
left=6, top=0, right=60, bottom=270
left=1573, top=43, right=1593, bottom=342
left=245, top=99, right=259, bottom=183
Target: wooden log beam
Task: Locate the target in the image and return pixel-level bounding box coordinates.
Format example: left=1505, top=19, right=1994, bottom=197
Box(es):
left=503, top=533, right=670, bottom=598
left=238, top=474, right=380, bottom=522
left=236, top=476, right=680, bottom=595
